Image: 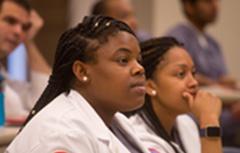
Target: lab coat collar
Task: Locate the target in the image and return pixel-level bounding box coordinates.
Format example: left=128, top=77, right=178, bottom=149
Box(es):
left=113, top=113, right=150, bottom=153
left=69, top=90, right=136, bottom=152
left=68, top=89, right=113, bottom=142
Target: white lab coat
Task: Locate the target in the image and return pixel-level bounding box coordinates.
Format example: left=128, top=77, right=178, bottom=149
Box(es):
left=6, top=90, right=150, bottom=153
left=1, top=67, right=48, bottom=117
left=129, top=114, right=200, bottom=153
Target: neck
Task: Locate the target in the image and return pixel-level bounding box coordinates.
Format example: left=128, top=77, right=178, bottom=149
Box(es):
left=151, top=98, right=178, bottom=135
left=74, top=86, right=115, bottom=125
left=188, top=17, right=207, bottom=32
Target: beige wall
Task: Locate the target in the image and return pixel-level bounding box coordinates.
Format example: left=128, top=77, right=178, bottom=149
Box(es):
left=152, top=0, right=240, bottom=80
left=68, top=0, right=96, bottom=27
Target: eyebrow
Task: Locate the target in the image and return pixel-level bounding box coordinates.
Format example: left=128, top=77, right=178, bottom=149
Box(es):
left=116, top=48, right=132, bottom=54
left=176, top=63, right=188, bottom=68
left=176, top=63, right=195, bottom=70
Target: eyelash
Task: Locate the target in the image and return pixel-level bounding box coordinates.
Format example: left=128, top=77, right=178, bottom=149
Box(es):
left=177, top=70, right=196, bottom=79
left=4, top=17, right=17, bottom=25
left=4, top=17, right=30, bottom=32
left=177, top=71, right=186, bottom=78
left=192, top=70, right=196, bottom=77
left=137, top=56, right=143, bottom=64
left=117, top=56, right=129, bottom=65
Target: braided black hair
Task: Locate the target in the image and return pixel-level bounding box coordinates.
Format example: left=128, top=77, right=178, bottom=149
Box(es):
left=23, top=15, right=136, bottom=126
left=139, top=37, right=184, bottom=153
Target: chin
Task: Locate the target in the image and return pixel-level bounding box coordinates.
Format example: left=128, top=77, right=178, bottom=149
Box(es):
left=122, top=100, right=145, bottom=112
left=3, top=47, right=15, bottom=55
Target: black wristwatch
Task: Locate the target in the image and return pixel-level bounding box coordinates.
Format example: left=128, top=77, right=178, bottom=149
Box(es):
left=199, top=126, right=221, bottom=137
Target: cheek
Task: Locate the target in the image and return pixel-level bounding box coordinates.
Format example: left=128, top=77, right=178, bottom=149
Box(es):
left=156, top=81, right=185, bottom=104
left=92, top=68, right=129, bottom=94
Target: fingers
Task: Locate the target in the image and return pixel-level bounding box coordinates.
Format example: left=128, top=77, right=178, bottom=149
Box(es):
left=26, top=10, right=44, bottom=40
left=192, top=90, right=222, bottom=120
left=182, top=92, right=194, bottom=108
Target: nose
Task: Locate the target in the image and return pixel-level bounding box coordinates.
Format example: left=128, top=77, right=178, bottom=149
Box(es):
left=13, top=24, right=25, bottom=40
left=187, top=74, right=198, bottom=90
left=131, top=60, right=145, bottom=77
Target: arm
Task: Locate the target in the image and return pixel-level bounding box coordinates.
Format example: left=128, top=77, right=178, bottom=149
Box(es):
left=218, top=76, right=238, bottom=89
left=24, top=10, right=51, bottom=75
left=24, top=10, right=50, bottom=110
left=25, top=40, right=51, bottom=74
left=183, top=90, right=223, bottom=153
left=199, top=112, right=222, bottom=153
left=195, top=74, right=217, bottom=86
left=196, top=73, right=238, bottom=89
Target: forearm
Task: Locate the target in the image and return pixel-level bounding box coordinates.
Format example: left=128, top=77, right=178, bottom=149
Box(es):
left=25, top=40, right=51, bottom=74
left=195, top=74, right=217, bottom=86
left=185, top=90, right=223, bottom=153
left=200, top=116, right=222, bottom=153
left=218, top=76, right=237, bottom=89
left=24, top=9, right=51, bottom=75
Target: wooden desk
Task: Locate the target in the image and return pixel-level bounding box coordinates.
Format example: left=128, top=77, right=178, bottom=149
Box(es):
left=0, top=126, right=19, bottom=152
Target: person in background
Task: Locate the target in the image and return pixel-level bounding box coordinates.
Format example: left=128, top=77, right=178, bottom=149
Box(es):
left=166, top=0, right=240, bottom=147
left=166, top=0, right=237, bottom=88
left=0, top=0, right=50, bottom=119
left=6, top=15, right=151, bottom=153
left=129, top=37, right=222, bottom=153
left=91, top=0, right=151, bottom=42
left=7, top=8, right=44, bottom=82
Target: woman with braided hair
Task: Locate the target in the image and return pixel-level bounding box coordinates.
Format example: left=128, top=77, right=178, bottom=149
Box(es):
left=129, top=37, right=223, bottom=153
left=6, top=15, right=150, bottom=153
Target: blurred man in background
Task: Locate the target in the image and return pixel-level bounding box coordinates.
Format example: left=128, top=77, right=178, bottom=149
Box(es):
left=91, top=0, right=151, bottom=42
left=0, top=0, right=50, bottom=119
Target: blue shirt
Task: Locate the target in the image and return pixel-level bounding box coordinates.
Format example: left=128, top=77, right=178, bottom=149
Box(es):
left=166, top=23, right=227, bottom=80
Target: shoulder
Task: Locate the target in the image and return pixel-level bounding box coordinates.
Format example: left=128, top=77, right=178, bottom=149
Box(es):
left=7, top=128, right=99, bottom=153
left=6, top=93, right=102, bottom=153
left=166, top=23, right=195, bottom=44
left=128, top=114, right=177, bottom=153
left=166, top=23, right=192, bottom=36
left=176, top=115, right=201, bottom=153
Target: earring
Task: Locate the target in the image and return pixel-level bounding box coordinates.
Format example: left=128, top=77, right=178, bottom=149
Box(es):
left=82, top=76, right=88, bottom=82
left=151, top=90, right=157, bottom=96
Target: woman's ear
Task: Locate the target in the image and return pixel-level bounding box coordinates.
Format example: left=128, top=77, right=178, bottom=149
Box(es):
left=72, top=60, right=89, bottom=83
left=146, top=80, right=157, bottom=97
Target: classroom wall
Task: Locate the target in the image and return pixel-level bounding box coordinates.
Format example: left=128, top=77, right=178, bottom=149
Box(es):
left=68, top=0, right=96, bottom=27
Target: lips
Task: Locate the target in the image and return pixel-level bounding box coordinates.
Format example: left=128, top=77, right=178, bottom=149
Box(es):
left=130, top=81, right=146, bottom=95
left=6, top=38, right=19, bottom=48
left=189, top=89, right=198, bottom=97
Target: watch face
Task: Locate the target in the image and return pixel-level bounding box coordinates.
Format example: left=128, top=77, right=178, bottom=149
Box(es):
left=207, top=127, right=221, bottom=137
